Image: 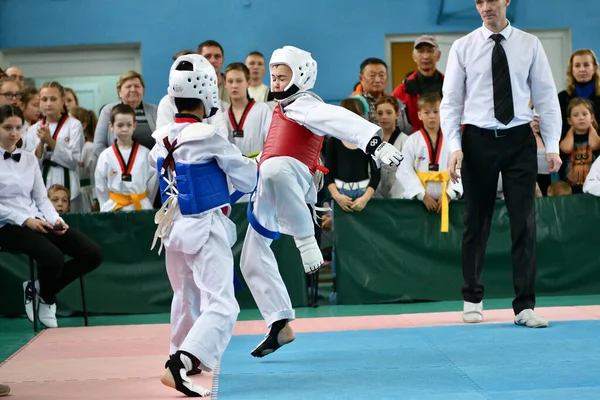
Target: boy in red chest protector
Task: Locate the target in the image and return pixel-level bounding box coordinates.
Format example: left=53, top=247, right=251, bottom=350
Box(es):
left=240, top=46, right=404, bottom=358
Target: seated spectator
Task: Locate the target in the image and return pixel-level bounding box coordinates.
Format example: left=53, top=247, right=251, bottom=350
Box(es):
left=95, top=104, right=157, bottom=212
left=394, top=93, right=462, bottom=232
left=559, top=98, right=600, bottom=193
left=548, top=180, right=573, bottom=196
left=392, top=35, right=444, bottom=131
left=71, top=106, right=99, bottom=212
left=325, top=98, right=380, bottom=212
left=374, top=95, right=410, bottom=198
left=48, top=184, right=70, bottom=213
left=0, top=105, right=102, bottom=328
left=93, top=71, right=158, bottom=157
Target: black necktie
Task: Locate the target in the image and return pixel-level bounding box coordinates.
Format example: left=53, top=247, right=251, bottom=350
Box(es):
left=491, top=34, right=514, bottom=125
left=3, top=151, right=21, bottom=162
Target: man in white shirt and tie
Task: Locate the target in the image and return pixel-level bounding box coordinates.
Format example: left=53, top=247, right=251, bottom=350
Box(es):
left=440, top=0, right=562, bottom=328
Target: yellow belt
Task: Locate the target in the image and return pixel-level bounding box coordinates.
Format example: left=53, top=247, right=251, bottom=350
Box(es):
left=109, top=191, right=147, bottom=211
left=416, top=171, right=450, bottom=233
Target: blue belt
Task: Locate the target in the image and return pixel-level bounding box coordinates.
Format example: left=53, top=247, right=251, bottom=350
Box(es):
left=232, top=171, right=281, bottom=240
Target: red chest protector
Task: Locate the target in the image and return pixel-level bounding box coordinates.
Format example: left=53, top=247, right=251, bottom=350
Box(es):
left=259, top=104, right=326, bottom=175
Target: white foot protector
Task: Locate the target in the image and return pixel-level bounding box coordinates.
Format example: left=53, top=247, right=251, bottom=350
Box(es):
left=294, top=235, right=324, bottom=274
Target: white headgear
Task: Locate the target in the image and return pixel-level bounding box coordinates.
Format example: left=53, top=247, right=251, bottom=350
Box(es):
left=168, top=54, right=219, bottom=117
left=269, top=46, right=317, bottom=98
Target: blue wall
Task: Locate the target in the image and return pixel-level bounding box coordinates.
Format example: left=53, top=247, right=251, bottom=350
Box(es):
left=1, top=0, right=599, bottom=104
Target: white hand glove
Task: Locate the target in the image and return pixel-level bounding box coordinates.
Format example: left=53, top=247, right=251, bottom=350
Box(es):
left=373, top=142, right=403, bottom=167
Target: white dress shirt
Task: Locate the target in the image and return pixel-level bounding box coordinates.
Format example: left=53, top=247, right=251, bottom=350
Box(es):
left=440, top=22, right=561, bottom=155
left=0, top=147, right=60, bottom=228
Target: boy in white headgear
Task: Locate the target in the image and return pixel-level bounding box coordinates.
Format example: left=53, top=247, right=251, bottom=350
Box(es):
left=240, top=46, right=403, bottom=358
left=149, top=54, right=257, bottom=397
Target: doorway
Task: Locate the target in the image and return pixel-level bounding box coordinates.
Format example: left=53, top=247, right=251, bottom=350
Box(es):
left=385, top=29, right=572, bottom=92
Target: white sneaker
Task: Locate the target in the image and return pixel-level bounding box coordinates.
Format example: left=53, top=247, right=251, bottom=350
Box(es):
left=294, top=235, right=324, bottom=274
left=463, top=301, right=483, bottom=323
left=38, top=299, right=58, bottom=328
left=514, top=309, right=548, bottom=328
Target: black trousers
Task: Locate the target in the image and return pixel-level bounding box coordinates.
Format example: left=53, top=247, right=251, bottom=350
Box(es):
left=461, top=124, right=537, bottom=315
left=0, top=224, right=103, bottom=304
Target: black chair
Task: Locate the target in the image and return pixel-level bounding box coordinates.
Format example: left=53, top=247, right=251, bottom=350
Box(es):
left=0, top=249, right=89, bottom=332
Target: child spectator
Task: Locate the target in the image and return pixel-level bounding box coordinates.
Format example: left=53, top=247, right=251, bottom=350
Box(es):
left=395, top=92, right=462, bottom=232
left=95, top=104, right=157, bottom=212
left=71, top=106, right=99, bottom=211
left=559, top=98, right=600, bottom=193
left=48, top=184, right=70, bottom=213
left=374, top=95, right=410, bottom=198
left=548, top=180, right=573, bottom=196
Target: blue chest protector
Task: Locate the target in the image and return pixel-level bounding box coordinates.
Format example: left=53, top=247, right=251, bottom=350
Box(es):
left=156, top=158, right=230, bottom=215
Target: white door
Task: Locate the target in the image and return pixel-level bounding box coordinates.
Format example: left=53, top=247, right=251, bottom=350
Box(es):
left=385, top=29, right=572, bottom=92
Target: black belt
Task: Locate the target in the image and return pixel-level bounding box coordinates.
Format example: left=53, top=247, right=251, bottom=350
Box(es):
left=465, top=123, right=530, bottom=139
left=42, top=159, right=70, bottom=191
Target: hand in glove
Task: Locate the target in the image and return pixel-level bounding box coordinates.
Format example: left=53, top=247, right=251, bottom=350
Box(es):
left=366, top=136, right=403, bottom=167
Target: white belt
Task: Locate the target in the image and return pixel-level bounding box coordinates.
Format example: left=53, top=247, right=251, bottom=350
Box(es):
left=335, top=179, right=369, bottom=190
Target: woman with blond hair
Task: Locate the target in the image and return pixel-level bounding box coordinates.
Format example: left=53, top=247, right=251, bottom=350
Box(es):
left=93, top=70, right=158, bottom=157
left=558, top=49, right=600, bottom=138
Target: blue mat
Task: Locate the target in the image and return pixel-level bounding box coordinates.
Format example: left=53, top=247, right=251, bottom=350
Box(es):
left=217, top=320, right=600, bottom=399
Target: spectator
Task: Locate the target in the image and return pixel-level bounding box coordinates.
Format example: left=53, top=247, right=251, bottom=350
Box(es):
left=395, top=93, right=462, bottom=232
left=530, top=110, right=552, bottom=195
left=48, top=184, right=70, bottom=213
left=325, top=98, right=380, bottom=212
left=558, top=49, right=600, bottom=138
left=374, top=95, right=410, bottom=198
left=5, top=66, right=25, bottom=88
left=0, top=104, right=103, bottom=328
left=392, top=35, right=444, bottom=131
left=70, top=106, right=99, bottom=212
left=559, top=98, right=600, bottom=193
left=29, top=81, right=85, bottom=212
left=223, top=63, right=272, bottom=156
left=95, top=104, right=157, bottom=212
left=0, top=77, right=21, bottom=107
left=18, top=86, right=40, bottom=152
left=93, top=71, right=158, bottom=157
left=548, top=180, right=572, bottom=196
left=245, top=51, right=273, bottom=103
left=64, top=88, right=79, bottom=112
left=351, top=58, right=412, bottom=132
left=198, top=40, right=230, bottom=104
